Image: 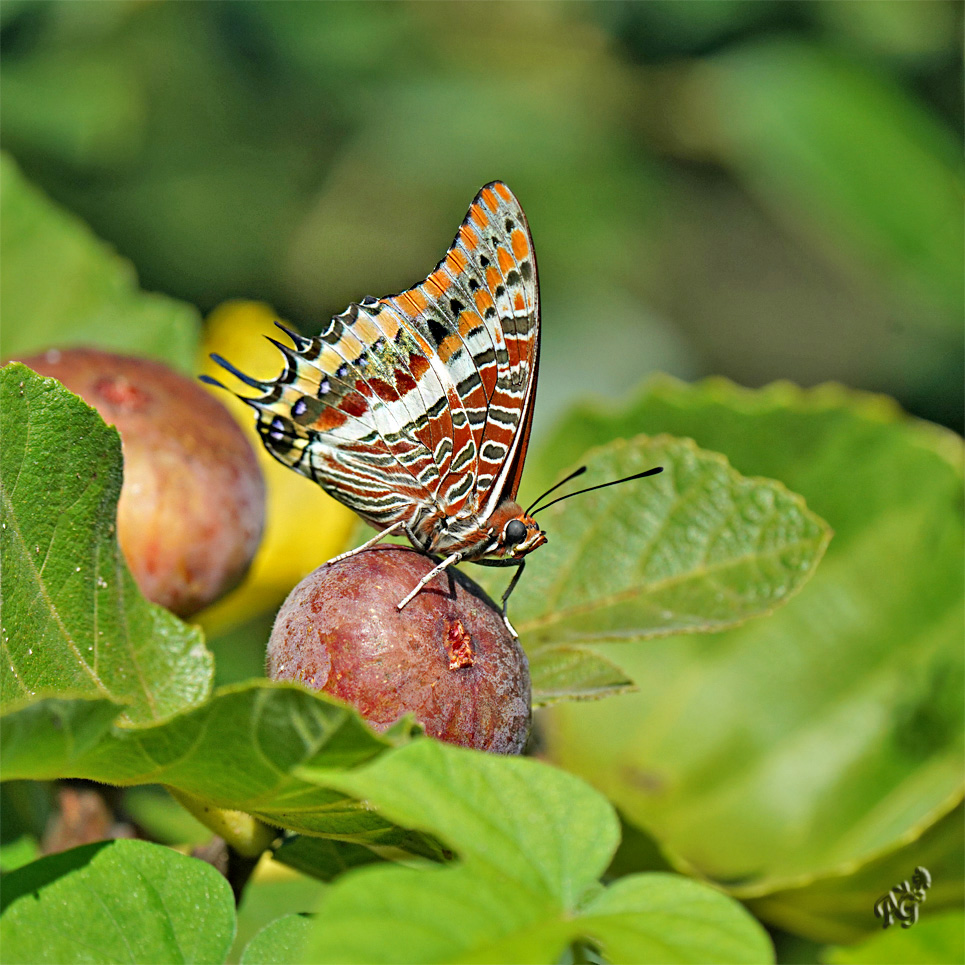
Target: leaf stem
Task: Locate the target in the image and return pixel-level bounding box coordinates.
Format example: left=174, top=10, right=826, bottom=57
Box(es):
left=166, top=786, right=277, bottom=858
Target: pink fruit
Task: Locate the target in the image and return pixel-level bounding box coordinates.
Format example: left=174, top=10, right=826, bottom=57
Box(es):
left=267, top=546, right=531, bottom=753
left=15, top=347, right=265, bottom=617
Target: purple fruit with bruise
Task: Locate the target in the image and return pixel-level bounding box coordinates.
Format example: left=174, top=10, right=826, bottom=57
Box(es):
left=267, top=546, right=531, bottom=753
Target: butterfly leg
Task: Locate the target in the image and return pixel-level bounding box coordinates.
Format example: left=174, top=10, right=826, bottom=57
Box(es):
left=397, top=551, right=463, bottom=610
left=470, top=557, right=525, bottom=637
left=327, top=521, right=403, bottom=565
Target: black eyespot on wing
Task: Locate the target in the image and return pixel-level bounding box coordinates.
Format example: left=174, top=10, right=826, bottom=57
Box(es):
left=428, top=318, right=449, bottom=346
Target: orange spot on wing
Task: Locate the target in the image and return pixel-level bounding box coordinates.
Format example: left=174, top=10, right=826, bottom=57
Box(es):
left=497, top=246, right=514, bottom=275
left=513, top=292, right=525, bottom=313
left=485, top=266, right=502, bottom=291
left=446, top=248, right=468, bottom=274
left=474, top=290, right=495, bottom=314
left=458, top=309, right=482, bottom=337
left=397, top=289, right=427, bottom=315
left=493, top=182, right=513, bottom=203
left=460, top=224, right=479, bottom=247
left=314, top=407, right=348, bottom=431
left=481, top=187, right=498, bottom=212
left=511, top=229, right=529, bottom=261
left=470, top=205, right=488, bottom=229
left=424, top=271, right=451, bottom=296
left=408, top=354, right=430, bottom=381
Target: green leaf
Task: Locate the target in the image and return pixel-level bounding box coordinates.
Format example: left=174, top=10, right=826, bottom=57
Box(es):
left=0, top=697, right=122, bottom=777
left=684, top=41, right=963, bottom=326
left=748, top=803, right=964, bottom=945
left=540, top=378, right=964, bottom=927
left=296, top=740, right=773, bottom=964
left=275, top=832, right=446, bottom=881
left=580, top=874, right=773, bottom=965
left=0, top=153, right=199, bottom=370
left=0, top=839, right=235, bottom=964
left=242, top=915, right=314, bottom=965
left=509, top=435, right=829, bottom=650
left=824, top=911, right=965, bottom=965
left=0, top=364, right=212, bottom=724
left=0, top=683, right=405, bottom=841
left=530, top=646, right=634, bottom=705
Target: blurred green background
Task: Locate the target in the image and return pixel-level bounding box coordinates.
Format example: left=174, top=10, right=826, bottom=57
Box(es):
left=2, top=0, right=961, bottom=434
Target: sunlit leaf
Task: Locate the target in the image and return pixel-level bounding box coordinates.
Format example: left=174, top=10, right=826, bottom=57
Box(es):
left=296, top=740, right=773, bottom=964
left=0, top=364, right=212, bottom=724
left=0, top=839, right=235, bottom=964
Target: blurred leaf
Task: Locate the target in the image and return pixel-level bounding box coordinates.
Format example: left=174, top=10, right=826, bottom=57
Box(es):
left=0, top=154, right=199, bottom=370
left=677, top=41, right=963, bottom=327
left=0, top=835, right=39, bottom=873
left=242, top=914, right=314, bottom=965
left=824, top=911, right=965, bottom=965
left=541, top=378, right=964, bottom=932
left=749, top=803, right=964, bottom=945
left=0, top=52, right=145, bottom=170
left=122, top=786, right=213, bottom=847
left=530, top=646, right=634, bottom=705
left=0, top=365, right=212, bottom=724
left=0, top=698, right=122, bottom=777
left=506, top=435, right=829, bottom=655
left=234, top=863, right=325, bottom=965
left=0, top=839, right=236, bottom=964
left=297, top=740, right=773, bottom=964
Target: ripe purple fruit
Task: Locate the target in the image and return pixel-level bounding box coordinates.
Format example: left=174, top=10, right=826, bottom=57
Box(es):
left=15, top=347, right=265, bottom=617
left=267, top=546, right=531, bottom=753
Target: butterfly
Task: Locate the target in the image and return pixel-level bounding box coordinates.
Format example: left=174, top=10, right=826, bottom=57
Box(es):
left=202, top=182, right=660, bottom=629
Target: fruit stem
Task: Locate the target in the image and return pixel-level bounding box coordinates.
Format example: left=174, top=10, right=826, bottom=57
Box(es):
left=166, top=786, right=277, bottom=857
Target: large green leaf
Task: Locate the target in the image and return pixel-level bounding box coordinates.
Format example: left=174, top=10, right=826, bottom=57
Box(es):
left=0, top=364, right=212, bottom=724
left=748, top=803, right=964, bottom=945
left=296, top=740, right=774, bottom=964
left=0, top=682, right=418, bottom=842
left=512, top=434, right=829, bottom=645
left=487, top=434, right=830, bottom=702
left=0, top=153, right=199, bottom=370
left=0, top=839, right=236, bottom=964
left=540, top=378, right=964, bottom=934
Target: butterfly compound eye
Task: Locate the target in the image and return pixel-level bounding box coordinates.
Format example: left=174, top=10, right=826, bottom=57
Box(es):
left=504, top=519, right=527, bottom=546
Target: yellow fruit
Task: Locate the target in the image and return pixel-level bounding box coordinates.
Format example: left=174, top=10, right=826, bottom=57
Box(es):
left=196, top=301, right=358, bottom=637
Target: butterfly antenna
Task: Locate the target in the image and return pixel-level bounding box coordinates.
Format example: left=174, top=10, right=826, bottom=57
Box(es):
left=531, top=466, right=663, bottom=516
left=525, top=466, right=587, bottom=515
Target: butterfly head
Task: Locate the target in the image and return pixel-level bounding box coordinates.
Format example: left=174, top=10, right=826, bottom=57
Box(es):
left=492, top=502, right=546, bottom=560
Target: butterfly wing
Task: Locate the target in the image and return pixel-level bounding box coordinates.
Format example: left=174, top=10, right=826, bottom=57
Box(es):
left=208, top=181, right=539, bottom=544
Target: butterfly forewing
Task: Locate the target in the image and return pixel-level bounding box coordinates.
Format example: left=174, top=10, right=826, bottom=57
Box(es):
left=221, top=181, right=540, bottom=554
